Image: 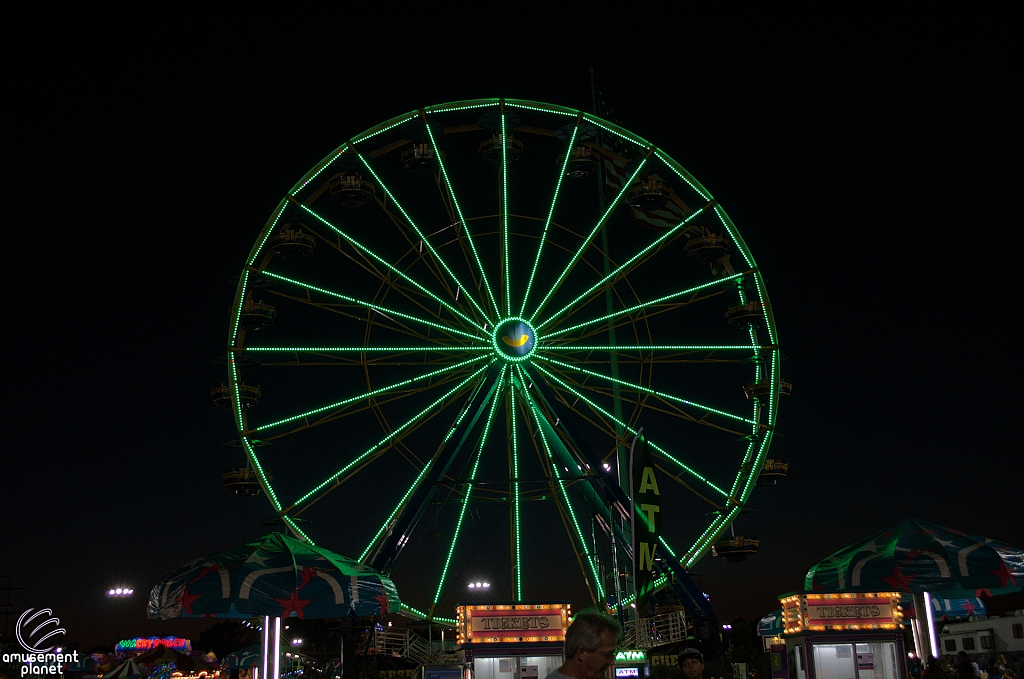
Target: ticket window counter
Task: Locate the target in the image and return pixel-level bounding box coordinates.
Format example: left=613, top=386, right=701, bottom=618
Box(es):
left=471, top=655, right=563, bottom=679
left=786, top=637, right=904, bottom=679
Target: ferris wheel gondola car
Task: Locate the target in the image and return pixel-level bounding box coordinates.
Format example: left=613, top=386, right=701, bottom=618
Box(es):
left=712, top=535, right=760, bottom=562
left=221, top=467, right=270, bottom=497
left=758, top=459, right=789, bottom=485
left=401, top=143, right=440, bottom=176
left=211, top=382, right=260, bottom=409
left=326, top=171, right=375, bottom=207
left=271, top=225, right=316, bottom=259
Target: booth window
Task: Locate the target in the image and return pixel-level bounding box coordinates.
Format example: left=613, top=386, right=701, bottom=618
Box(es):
left=961, top=638, right=975, bottom=651
left=1013, top=624, right=1023, bottom=639
left=981, top=636, right=992, bottom=650
left=944, top=640, right=957, bottom=652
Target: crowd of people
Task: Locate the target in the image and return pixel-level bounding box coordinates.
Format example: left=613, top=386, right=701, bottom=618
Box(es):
left=915, top=652, right=1019, bottom=679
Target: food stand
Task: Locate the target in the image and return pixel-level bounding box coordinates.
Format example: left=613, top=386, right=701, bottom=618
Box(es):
left=455, top=603, right=571, bottom=679
left=778, top=592, right=906, bottom=679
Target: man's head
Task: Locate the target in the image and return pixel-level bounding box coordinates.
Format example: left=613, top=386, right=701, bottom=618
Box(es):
left=678, top=648, right=704, bottom=679
left=957, top=652, right=969, bottom=662
left=563, top=612, right=623, bottom=679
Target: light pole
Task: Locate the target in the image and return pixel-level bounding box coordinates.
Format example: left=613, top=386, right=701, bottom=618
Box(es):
left=106, top=587, right=135, bottom=645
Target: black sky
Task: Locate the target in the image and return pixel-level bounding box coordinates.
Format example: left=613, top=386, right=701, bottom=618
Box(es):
left=3, top=11, right=1018, bottom=649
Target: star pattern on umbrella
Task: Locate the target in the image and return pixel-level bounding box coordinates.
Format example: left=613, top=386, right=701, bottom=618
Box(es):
left=299, top=566, right=323, bottom=588
left=276, top=588, right=313, bottom=619
left=881, top=564, right=918, bottom=592
left=190, top=563, right=222, bottom=584
left=177, top=585, right=201, bottom=615
left=962, top=599, right=976, bottom=616
left=373, top=585, right=391, bottom=613
left=990, top=560, right=1015, bottom=588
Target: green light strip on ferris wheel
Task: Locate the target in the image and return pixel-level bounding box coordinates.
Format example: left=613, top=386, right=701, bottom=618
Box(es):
left=516, top=365, right=604, bottom=599
left=244, top=346, right=486, bottom=352
left=424, top=121, right=500, bottom=319
left=292, top=363, right=492, bottom=509
left=257, top=269, right=482, bottom=341
left=356, top=154, right=492, bottom=324
left=358, top=375, right=483, bottom=564
left=542, top=344, right=757, bottom=352
left=434, top=366, right=507, bottom=605
left=536, top=206, right=707, bottom=331
left=502, top=112, right=510, bottom=317
left=529, top=158, right=648, bottom=323
left=520, top=123, right=578, bottom=318
left=247, top=201, right=287, bottom=268
left=533, top=363, right=729, bottom=498
left=253, top=355, right=487, bottom=433
left=230, top=270, right=250, bottom=345
left=713, top=205, right=754, bottom=270
left=654, top=150, right=712, bottom=202
left=539, top=356, right=755, bottom=425
left=511, top=372, right=522, bottom=600
left=230, top=352, right=282, bottom=512
left=399, top=603, right=457, bottom=626
left=282, top=516, right=314, bottom=543
left=297, top=204, right=486, bottom=332
left=540, top=272, right=744, bottom=339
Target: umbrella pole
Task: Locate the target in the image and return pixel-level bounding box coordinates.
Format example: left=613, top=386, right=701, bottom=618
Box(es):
left=262, top=616, right=282, bottom=679
left=912, top=592, right=939, bottom=659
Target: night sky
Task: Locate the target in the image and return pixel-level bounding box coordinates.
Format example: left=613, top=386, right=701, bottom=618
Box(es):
left=3, top=12, right=1017, bottom=650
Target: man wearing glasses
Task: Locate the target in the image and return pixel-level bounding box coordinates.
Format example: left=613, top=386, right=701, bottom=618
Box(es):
left=546, top=612, right=623, bottom=679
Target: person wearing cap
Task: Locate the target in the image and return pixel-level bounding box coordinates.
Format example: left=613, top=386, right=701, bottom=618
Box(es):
left=545, top=611, right=623, bottom=679
left=678, top=648, right=705, bottom=679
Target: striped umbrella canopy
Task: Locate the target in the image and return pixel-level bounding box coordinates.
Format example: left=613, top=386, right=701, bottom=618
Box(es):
left=147, top=532, right=400, bottom=620
left=134, top=647, right=211, bottom=672
left=804, top=518, right=1024, bottom=596
left=102, top=659, right=145, bottom=679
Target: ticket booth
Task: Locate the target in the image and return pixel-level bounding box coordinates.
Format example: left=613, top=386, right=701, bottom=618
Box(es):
left=779, top=592, right=907, bottom=679
left=456, top=603, right=571, bottom=679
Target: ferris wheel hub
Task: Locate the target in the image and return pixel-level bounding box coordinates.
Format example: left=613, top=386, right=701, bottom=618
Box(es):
left=492, top=317, right=537, bottom=363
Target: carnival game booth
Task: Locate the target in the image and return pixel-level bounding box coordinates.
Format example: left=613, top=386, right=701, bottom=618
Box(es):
left=779, top=592, right=907, bottom=679
left=455, top=603, right=571, bottom=679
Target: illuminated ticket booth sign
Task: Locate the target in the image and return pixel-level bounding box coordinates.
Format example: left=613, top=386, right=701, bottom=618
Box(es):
left=779, top=592, right=906, bottom=679
left=456, top=603, right=570, bottom=679
left=116, top=636, right=192, bottom=652
left=614, top=650, right=647, bottom=679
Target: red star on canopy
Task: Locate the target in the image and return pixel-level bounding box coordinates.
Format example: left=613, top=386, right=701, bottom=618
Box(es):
left=881, top=564, right=918, bottom=592
left=177, top=585, right=201, bottom=615
left=299, top=566, right=323, bottom=589
left=276, top=588, right=313, bottom=619
left=963, top=599, right=976, bottom=615
left=373, top=586, right=391, bottom=614
left=190, top=564, right=221, bottom=584
left=990, top=560, right=1015, bottom=588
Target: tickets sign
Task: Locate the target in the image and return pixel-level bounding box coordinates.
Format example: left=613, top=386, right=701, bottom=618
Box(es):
left=456, top=603, right=569, bottom=644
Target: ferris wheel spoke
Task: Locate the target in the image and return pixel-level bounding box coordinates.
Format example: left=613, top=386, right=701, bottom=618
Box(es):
left=501, top=112, right=510, bottom=316
left=424, top=121, right=501, bottom=319
left=508, top=374, right=522, bottom=600
left=519, top=124, right=578, bottom=318
left=539, top=272, right=745, bottom=339
left=257, top=269, right=483, bottom=342
left=539, top=355, right=755, bottom=426
left=433, top=367, right=507, bottom=609
left=536, top=204, right=711, bottom=331
left=287, top=362, right=492, bottom=513
left=533, top=363, right=730, bottom=500
left=247, top=355, right=488, bottom=435
left=293, top=201, right=486, bottom=332
left=355, top=153, right=493, bottom=325
left=357, top=372, right=487, bottom=564
left=528, top=155, right=649, bottom=324
left=515, top=366, right=603, bottom=601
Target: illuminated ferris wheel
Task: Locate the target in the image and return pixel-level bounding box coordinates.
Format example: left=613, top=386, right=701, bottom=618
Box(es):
left=218, top=98, right=783, bottom=621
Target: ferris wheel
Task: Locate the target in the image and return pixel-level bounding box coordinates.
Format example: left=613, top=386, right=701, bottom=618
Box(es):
left=219, top=98, right=782, bottom=621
